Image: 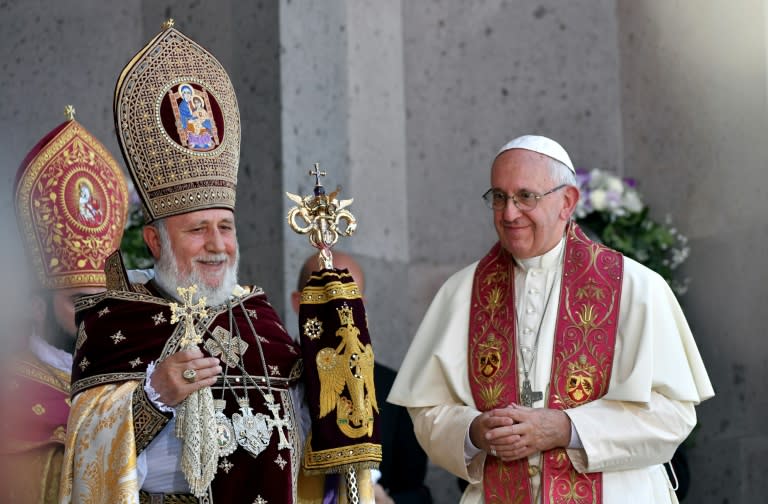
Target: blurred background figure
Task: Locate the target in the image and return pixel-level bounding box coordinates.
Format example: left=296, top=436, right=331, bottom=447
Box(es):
left=293, top=251, right=433, bottom=504
left=0, top=108, right=128, bottom=503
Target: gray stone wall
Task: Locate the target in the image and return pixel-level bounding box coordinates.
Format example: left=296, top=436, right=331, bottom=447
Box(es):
left=279, top=0, right=353, bottom=339
left=617, top=2, right=767, bottom=501
left=0, top=1, right=143, bottom=182
left=1, top=0, right=762, bottom=502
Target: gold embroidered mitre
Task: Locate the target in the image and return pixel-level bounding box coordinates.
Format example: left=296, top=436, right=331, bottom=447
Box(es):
left=114, top=20, right=241, bottom=222
left=14, top=107, right=129, bottom=290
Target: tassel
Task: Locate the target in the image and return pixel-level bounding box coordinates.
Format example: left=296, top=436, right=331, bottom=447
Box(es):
left=177, top=386, right=218, bottom=497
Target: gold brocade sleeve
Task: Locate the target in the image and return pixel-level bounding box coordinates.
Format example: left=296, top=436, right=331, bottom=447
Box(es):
left=59, top=381, right=140, bottom=504
left=132, top=383, right=172, bottom=453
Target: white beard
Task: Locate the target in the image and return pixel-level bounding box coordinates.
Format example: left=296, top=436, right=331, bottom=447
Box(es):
left=153, top=238, right=239, bottom=307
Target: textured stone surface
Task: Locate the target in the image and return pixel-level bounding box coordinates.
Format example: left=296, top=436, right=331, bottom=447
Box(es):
left=279, top=0, right=410, bottom=345
left=618, top=2, right=766, bottom=501
left=279, top=0, right=349, bottom=336
left=0, top=0, right=142, bottom=212
left=403, top=0, right=622, bottom=264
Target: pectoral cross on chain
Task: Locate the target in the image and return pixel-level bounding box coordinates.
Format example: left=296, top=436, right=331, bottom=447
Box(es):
left=520, top=379, right=543, bottom=408
left=265, top=397, right=293, bottom=450
left=169, top=285, right=208, bottom=348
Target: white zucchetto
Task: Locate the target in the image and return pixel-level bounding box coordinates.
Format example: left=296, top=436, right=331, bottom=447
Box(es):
left=497, top=135, right=575, bottom=173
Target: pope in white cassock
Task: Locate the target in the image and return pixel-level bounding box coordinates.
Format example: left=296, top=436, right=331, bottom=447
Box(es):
left=388, top=135, right=714, bottom=504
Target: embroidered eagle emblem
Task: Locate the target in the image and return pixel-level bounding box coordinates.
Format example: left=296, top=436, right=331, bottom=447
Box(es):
left=316, top=303, right=377, bottom=438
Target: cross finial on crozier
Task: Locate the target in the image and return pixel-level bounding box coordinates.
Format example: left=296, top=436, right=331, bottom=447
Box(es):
left=309, top=162, right=326, bottom=186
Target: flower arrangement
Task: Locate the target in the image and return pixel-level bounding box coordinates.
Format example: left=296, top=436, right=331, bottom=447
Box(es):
left=574, top=169, right=690, bottom=296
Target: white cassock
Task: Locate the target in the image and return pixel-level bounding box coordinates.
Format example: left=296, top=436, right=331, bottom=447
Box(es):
left=388, top=239, right=714, bottom=504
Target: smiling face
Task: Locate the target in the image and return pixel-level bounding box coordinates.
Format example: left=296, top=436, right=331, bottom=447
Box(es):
left=144, top=208, right=239, bottom=304
left=490, top=149, right=579, bottom=259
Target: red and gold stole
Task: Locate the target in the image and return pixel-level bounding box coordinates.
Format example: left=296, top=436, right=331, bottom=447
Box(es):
left=468, top=223, right=623, bottom=504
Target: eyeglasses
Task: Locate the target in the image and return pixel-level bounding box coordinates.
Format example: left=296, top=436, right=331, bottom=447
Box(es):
left=482, top=184, right=567, bottom=212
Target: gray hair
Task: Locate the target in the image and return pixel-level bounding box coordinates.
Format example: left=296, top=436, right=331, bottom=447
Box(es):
left=147, top=218, right=168, bottom=259
left=547, top=157, right=577, bottom=187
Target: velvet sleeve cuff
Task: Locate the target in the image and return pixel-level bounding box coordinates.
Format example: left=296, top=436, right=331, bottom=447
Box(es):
left=131, top=382, right=172, bottom=453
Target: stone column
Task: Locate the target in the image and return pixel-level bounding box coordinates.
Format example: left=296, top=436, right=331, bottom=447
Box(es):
left=280, top=0, right=409, bottom=360
left=618, top=1, right=768, bottom=500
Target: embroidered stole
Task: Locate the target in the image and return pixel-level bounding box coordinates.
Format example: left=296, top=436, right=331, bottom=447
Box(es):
left=468, top=223, right=623, bottom=504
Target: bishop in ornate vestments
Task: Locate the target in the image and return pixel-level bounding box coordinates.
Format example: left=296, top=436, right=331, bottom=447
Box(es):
left=59, top=20, right=377, bottom=504
left=0, top=106, right=128, bottom=503
left=388, top=135, right=714, bottom=503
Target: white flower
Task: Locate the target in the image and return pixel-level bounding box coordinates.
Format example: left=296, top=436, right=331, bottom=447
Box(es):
left=623, top=190, right=644, bottom=213
left=589, top=189, right=608, bottom=211
left=606, top=176, right=625, bottom=195
left=588, top=169, right=603, bottom=187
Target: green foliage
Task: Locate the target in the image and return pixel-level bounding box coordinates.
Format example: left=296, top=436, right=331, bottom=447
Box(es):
left=120, top=204, right=153, bottom=270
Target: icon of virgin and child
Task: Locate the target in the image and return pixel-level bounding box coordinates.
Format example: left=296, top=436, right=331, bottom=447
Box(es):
left=175, top=83, right=217, bottom=150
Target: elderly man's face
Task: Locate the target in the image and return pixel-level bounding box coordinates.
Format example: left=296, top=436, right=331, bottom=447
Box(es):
left=490, top=149, right=576, bottom=259
left=154, top=209, right=238, bottom=292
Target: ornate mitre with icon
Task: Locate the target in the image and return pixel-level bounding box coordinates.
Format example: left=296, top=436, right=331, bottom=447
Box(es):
left=114, top=20, right=240, bottom=223
left=110, top=20, right=243, bottom=497
left=287, top=166, right=381, bottom=498
left=14, top=105, right=129, bottom=290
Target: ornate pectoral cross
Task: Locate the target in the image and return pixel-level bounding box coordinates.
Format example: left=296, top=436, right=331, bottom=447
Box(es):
left=264, top=397, right=293, bottom=451
left=169, top=285, right=208, bottom=348
left=520, top=379, right=543, bottom=408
